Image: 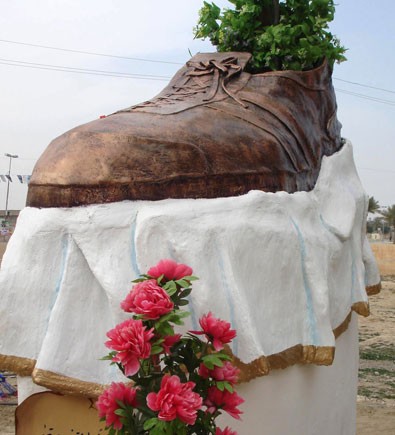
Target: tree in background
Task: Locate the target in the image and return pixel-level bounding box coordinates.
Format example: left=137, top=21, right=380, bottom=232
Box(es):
left=381, top=205, right=395, bottom=243
left=368, top=196, right=380, bottom=214
left=195, top=0, right=346, bottom=72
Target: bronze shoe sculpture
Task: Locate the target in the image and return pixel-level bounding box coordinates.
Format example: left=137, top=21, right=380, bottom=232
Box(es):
left=27, top=52, right=342, bottom=208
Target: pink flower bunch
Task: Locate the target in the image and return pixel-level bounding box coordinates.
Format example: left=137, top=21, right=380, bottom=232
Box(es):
left=98, top=259, right=242, bottom=434
left=147, top=375, right=203, bottom=425
left=97, top=382, right=138, bottom=430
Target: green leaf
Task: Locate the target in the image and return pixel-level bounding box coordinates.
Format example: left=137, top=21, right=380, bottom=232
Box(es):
left=224, top=381, right=234, bottom=393
left=143, top=417, right=159, bottom=430
left=132, top=274, right=151, bottom=283
left=151, top=345, right=164, bottom=355
left=179, top=288, right=192, bottom=298
left=99, top=352, right=116, bottom=361
left=114, top=408, right=127, bottom=417
left=202, top=354, right=224, bottom=368
left=216, top=381, right=225, bottom=391
left=174, top=310, right=190, bottom=318
left=115, top=399, right=126, bottom=409
left=181, top=275, right=199, bottom=281
left=155, top=321, right=174, bottom=336
left=163, top=280, right=178, bottom=296
left=175, top=279, right=190, bottom=288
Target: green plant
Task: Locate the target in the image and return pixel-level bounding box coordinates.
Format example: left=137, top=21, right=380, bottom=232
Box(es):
left=195, top=0, right=346, bottom=72
left=368, top=196, right=380, bottom=214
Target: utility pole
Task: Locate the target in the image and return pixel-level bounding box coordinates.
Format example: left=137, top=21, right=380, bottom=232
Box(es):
left=4, top=153, right=18, bottom=222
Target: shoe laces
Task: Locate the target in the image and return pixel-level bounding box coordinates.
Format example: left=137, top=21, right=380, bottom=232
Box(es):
left=136, top=56, right=247, bottom=109
left=182, top=56, right=247, bottom=107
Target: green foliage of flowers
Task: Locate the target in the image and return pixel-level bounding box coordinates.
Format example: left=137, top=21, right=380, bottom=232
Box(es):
left=195, top=0, right=347, bottom=72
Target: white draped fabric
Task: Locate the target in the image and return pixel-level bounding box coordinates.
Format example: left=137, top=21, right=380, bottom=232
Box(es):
left=0, top=141, right=379, bottom=395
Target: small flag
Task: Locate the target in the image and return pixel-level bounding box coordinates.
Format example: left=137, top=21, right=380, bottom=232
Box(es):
left=17, top=175, right=23, bottom=183
left=0, top=175, right=6, bottom=182
left=5, top=175, right=12, bottom=182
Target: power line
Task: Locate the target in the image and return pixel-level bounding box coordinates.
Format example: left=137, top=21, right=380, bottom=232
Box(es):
left=333, top=77, right=395, bottom=95
left=0, top=58, right=170, bottom=81
left=335, top=88, right=395, bottom=106
left=0, top=57, right=170, bottom=79
left=2, top=38, right=395, bottom=94
left=358, top=167, right=395, bottom=174
left=0, top=38, right=183, bottom=65
left=1, top=56, right=395, bottom=106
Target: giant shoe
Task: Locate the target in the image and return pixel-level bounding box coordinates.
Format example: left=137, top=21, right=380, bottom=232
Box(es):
left=27, top=52, right=342, bottom=207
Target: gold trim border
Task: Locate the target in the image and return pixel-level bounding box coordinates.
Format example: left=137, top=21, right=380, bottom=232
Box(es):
left=0, top=282, right=382, bottom=396
left=0, top=354, right=35, bottom=376
left=366, top=282, right=381, bottom=296
left=32, top=368, right=106, bottom=399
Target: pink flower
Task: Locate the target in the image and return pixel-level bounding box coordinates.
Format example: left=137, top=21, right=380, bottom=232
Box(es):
left=162, top=334, right=182, bottom=354
left=216, top=427, right=238, bottom=435
left=97, top=382, right=138, bottom=430
left=147, top=375, right=202, bottom=425
left=121, top=279, right=174, bottom=319
left=147, top=259, right=193, bottom=281
left=193, top=312, right=236, bottom=351
left=105, top=319, right=154, bottom=376
left=198, top=361, right=240, bottom=385
left=206, top=387, right=244, bottom=420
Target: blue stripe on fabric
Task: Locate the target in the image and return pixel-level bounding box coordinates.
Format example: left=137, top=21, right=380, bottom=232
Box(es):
left=45, top=233, right=70, bottom=328
left=290, top=218, right=319, bottom=345
left=216, top=246, right=238, bottom=355
left=129, top=216, right=141, bottom=277
left=186, top=293, right=199, bottom=331
left=319, top=214, right=332, bottom=233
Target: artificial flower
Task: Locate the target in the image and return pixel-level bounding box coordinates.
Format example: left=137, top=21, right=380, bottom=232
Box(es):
left=105, top=319, right=154, bottom=376
left=97, top=382, right=138, bottom=430
left=194, top=312, right=236, bottom=351
left=147, top=258, right=193, bottom=281
left=147, top=375, right=202, bottom=425
left=206, top=386, right=244, bottom=420
left=121, top=279, right=174, bottom=319
left=198, top=361, right=240, bottom=384
left=162, top=333, right=182, bottom=354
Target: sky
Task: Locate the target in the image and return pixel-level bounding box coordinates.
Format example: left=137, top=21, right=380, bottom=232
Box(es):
left=0, top=0, right=394, bottom=211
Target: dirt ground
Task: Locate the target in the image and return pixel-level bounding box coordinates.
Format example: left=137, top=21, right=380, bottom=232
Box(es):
left=0, top=241, right=394, bottom=433
left=356, top=277, right=395, bottom=434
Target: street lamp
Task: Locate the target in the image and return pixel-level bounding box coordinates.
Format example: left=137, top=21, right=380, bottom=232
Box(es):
left=4, top=153, right=18, bottom=221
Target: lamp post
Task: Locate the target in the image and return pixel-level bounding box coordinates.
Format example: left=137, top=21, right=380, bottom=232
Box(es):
left=4, top=153, right=18, bottom=221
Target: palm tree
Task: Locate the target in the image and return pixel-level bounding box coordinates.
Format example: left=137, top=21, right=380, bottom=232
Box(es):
left=368, top=196, right=380, bottom=214
left=381, top=205, right=395, bottom=243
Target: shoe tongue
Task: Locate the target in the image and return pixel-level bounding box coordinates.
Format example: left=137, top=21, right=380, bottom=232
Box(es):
left=188, top=52, right=252, bottom=71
